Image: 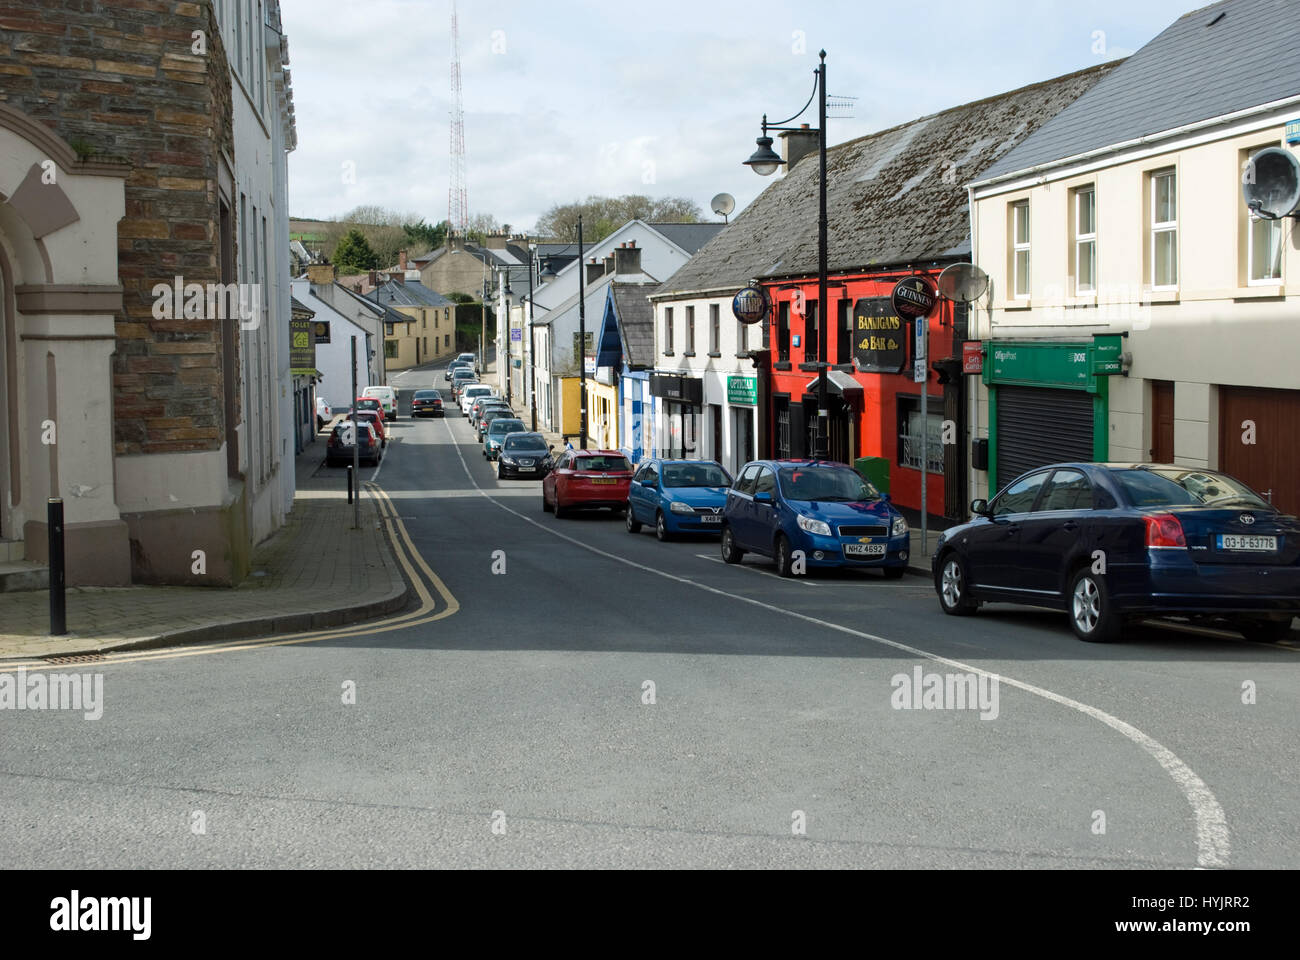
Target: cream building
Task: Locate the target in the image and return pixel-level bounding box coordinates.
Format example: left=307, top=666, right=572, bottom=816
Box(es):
left=967, top=0, right=1300, bottom=517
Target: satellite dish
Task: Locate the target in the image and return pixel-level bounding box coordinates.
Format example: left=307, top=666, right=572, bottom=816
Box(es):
left=937, top=262, right=990, bottom=303
left=1242, top=147, right=1300, bottom=219
left=711, top=192, right=736, bottom=222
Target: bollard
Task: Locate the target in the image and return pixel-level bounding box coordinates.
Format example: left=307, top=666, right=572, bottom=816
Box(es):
left=48, top=498, right=66, bottom=636
left=347, top=464, right=353, bottom=504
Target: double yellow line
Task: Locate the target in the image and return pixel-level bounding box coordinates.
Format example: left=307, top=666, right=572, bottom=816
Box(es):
left=5, top=482, right=458, bottom=670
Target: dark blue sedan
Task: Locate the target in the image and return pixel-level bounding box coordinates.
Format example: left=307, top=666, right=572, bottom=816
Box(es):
left=932, top=462, right=1300, bottom=643
left=626, top=459, right=732, bottom=540
left=721, top=459, right=910, bottom=577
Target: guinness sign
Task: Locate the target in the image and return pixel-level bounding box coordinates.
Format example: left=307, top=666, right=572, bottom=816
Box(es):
left=891, top=276, right=937, bottom=320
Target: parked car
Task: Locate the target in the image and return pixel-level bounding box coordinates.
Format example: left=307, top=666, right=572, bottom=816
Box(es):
left=362, top=385, right=397, bottom=421
left=326, top=420, right=382, bottom=467
left=456, top=351, right=479, bottom=372
left=352, top=408, right=387, bottom=447
left=484, top=418, right=527, bottom=460
left=627, top=459, right=733, bottom=540
left=932, top=462, right=1300, bottom=643
left=459, top=383, right=497, bottom=416
left=497, top=433, right=554, bottom=479
left=470, top=396, right=507, bottom=430
left=542, top=449, right=634, bottom=518
left=315, top=397, right=331, bottom=431
left=352, top=396, right=384, bottom=420
left=444, top=360, right=471, bottom=383
left=721, top=459, right=909, bottom=579
left=411, top=389, right=444, bottom=418
left=450, top=370, right=477, bottom=400
left=476, top=404, right=515, bottom=441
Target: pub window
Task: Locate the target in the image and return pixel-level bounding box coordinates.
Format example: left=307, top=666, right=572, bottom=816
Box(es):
left=1010, top=200, right=1030, bottom=299
left=896, top=396, right=944, bottom=472
left=836, top=299, right=851, bottom=364
left=777, top=301, right=790, bottom=362
left=803, top=299, right=818, bottom=362
left=1150, top=169, right=1177, bottom=289
left=1073, top=185, right=1096, bottom=294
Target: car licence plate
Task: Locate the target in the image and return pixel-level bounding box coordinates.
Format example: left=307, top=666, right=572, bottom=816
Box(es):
left=1217, top=534, right=1277, bottom=552
left=591, top=478, right=617, bottom=484
left=519, top=466, right=535, bottom=472
left=699, top=514, right=722, bottom=524
left=844, top=543, right=886, bottom=557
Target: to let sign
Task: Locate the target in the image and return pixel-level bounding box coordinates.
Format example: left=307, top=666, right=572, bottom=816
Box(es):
left=290, top=318, right=315, bottom=371
left=852, top=298, right=907, bottom=374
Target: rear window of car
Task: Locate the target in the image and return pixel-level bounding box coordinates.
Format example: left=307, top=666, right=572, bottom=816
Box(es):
left=576, top=456, right=630, bottom=472
left=1114, top=468, right=1270, bottom=508
left=355, top=398, right=381, bottom=409
left=413, top=391, right=440, bottom=399
left=489, top=420, right=526, bottom=435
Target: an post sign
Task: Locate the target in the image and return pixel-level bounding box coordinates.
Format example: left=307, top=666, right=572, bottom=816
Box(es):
left=732, top=285, right=770, bottom=325
left=983, top=335, right=1125, bottom=392
left=890, top=276, right=937, bottom=320
left=290, top=318, right=315, bottom=373
left=727, top=375, right=757, bottom=405
left=1287, top=118, right=1300, bottom=145
left=851, top=298, right=907, bottom=374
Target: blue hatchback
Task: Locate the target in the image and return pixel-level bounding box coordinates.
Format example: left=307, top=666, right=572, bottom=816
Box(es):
left=626, top=459, right=733, bottom=540
left=721, top=459, right=910, bottom=577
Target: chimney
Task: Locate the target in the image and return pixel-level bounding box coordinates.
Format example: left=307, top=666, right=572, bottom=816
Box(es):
left=603, top=249, right=617, bottom=276
left=780, top=123, right=819, bottom=172
left=484, top=231, right=508, bottom=250
left=306, top=263, right=336, bottom=285
left=388, top=270, right=404, bottom=285
left=368, top=270, right=379, bottom=289
left=399, top=249, right=408, bottom=271
left=613, top=240, right=641, bottom=276
left=585, top=257, right=605, bottom=285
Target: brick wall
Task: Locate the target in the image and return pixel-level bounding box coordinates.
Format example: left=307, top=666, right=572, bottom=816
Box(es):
left=0, top=0, right=236, bottom=456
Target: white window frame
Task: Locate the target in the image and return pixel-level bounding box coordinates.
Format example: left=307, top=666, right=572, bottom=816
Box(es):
left=1011, top=201, right=1030, bottom=299
left=1248, top=211, right=1283, bottom=285
left=1074, top=186, right=1096, bottom=295
left=1150, top=170, right=1178, bottom=290
left=663, top=306, right=673, bottom=355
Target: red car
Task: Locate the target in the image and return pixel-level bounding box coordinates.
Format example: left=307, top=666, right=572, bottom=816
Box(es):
left=352, top=408, right=387, bottom=446
left=542, top=449, right=634, bottom=518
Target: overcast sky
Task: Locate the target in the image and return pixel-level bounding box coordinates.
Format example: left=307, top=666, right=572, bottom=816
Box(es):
left=282, top=0, right=1197, bottom=232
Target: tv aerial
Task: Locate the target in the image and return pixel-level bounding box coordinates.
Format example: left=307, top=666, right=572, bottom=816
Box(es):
left=711, top=192, right=736, bottom=223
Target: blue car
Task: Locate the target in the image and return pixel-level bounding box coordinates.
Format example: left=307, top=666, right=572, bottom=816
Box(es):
left=932, top=462, right=1300, bottom=643
left=626, top=459, right=733, bottom=540
left=720, top=459, right=910, bottom=578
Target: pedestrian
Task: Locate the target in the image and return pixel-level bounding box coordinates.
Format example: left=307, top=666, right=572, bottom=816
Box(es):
left=563, top=435, right=574, bottom=451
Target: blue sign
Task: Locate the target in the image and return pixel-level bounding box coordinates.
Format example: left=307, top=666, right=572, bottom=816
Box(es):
left=1288, top=119, right=1300, bottom=145
left=510, top=327, right=522, bottom=342
left=732, top=285, right=769, bottom=325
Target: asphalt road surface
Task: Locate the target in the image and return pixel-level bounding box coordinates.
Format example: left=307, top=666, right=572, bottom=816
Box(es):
left=2, top=361, right=1297, bottom=869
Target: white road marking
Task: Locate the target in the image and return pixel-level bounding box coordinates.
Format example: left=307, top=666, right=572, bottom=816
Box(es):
left=693, top=553, right=818, bottom=586
left=440, top=419, right=1232, bottom=868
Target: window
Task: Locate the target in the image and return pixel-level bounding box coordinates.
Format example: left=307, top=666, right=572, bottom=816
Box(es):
left=777, top=301, right=790, bottom=362
left=754, top=467, right=776, bottom=497
left=685, top=306, right=695, bottom=355
left=1011, top=201, right=1030, bottom=298
left=836, top=299, right=851, bottom=364
left=384, top=322, right=394, bottom=337
left=384, top=341, right=398, bottom=359
left=803, top=299, right=818, bottom=362
left=735, top=464, right=761, bottom=495
left=1151, top=170, right=1177, bottom=288
left=993, top=471, right=1049, bottom=516
left=737, top=314, right=748, bottom=354
left=664, top=307, right=674, bottom=354
left=424, top=337, right=428, bottom=354
left=1074, top=186, right=1096, bottom=294
left=1249, top=203, right=1283, bottom=284
left=897, top=396, right=944, bottom=472
left=1038, top=469, right=1092, bottom=511
left=709, top=303, right=720, bottom=355
left=445, top=334, right=450, bottom=348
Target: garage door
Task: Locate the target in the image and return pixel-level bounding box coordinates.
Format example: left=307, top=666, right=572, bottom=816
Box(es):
left=1219, top=386, right=1300, bottom=516
left=995, top=385, right=1094, bottom=491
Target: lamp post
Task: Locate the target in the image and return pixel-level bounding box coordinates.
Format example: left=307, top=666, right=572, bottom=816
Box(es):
left=502, top=272, right=514, bottom=406
left=526, top=246, right=537, bottom=430
left=746, top=49, right=830, bottom=461
left=577, top=214, right=587, bottom=449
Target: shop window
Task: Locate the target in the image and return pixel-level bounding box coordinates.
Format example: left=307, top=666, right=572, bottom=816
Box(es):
left=896, top=395, right=944, bottom=472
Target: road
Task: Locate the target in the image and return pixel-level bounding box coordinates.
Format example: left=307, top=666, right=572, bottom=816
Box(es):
left=2, top=362, right=1297, bottom=869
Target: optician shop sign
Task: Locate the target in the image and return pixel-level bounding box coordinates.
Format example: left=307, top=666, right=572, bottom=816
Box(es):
left=727, top=376, right=757, bottom=405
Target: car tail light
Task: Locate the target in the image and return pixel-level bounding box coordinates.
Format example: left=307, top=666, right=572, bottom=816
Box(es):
left=1144, top=513, right=1186, bottom=548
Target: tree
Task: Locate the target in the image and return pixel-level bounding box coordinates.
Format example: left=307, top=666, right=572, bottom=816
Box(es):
left=534, top=194, right=703, bottom=243
left=403, top=219, right=449, bottom=252
left=444, top=292, right=477, bottom=304
left=464, top=212, right=501, bottom=244
left=332, top=228, right=379, bottom=273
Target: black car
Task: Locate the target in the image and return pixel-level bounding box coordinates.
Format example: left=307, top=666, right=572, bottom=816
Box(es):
left=497, top=432, right=554, bottom=479
left=476, top=404, right=514, bottom=440
left=932, top=462, right=1300, bottom=643
left=411, top=389, right=444, bottom=418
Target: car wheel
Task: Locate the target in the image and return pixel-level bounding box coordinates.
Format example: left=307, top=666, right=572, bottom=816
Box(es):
left=882, top=564, right=906, bottom=580
left=937, top=553, right=977, bottom=616
left=542, top=490, right=552, bottom=513
left=1234, top=616, right=1294, bottom=643
left=497, top=465, right=504, bottom=480
left=554, top=496, right=568, bottom=519
left=720, top=525, right=744, bottom=564
left=774, top=534, right=795, bottom=578
left=625, top=505, right=642, bottom=533
left=1068, top=567, right=1122, bottom=643
left=655, top=511, right=672, bottom=542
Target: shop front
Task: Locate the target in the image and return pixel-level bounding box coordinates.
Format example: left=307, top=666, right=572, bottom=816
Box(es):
left=982, top=335, right=1123, bottom=493
left=725, top=375, right=758, bottom=474
left=650, top=372, right=703, bottom=460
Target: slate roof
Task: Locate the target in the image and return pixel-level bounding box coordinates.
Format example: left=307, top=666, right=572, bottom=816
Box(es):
left=335, top=283, right=412, bottom=326
left=653, top=62, right=1117, bottom=295
left=290, top=295, right=315, bottom=318
left=609, top=284, right=657, bottom=369
left=977, top=0, right=1300, bottom=182
left=370, top=279, right=454, bottom=308
left=645, top=222, right=725, bottom=254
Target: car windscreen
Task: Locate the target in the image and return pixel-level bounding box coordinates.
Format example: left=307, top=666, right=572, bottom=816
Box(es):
left=576, top=456, right=630, bottom=472
left=662, top=463, right=731, bottom=487
left=778, top=466, right=879, bottom=502
left=1114, top=468, right=1271, bottom=509
left=504, top=436, right=547, bottom=452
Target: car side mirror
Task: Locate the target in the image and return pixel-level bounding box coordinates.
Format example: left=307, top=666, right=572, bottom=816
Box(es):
left=971, top=498, right=990, bottom=516
left=754, top=492, right=773, bottom=505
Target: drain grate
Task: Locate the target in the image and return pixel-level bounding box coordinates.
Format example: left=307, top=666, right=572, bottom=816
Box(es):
left=42, top=653, right=106, bottom=665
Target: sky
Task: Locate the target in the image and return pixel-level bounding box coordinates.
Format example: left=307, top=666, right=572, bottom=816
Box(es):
left=281, top=0, right=1200, bottom=233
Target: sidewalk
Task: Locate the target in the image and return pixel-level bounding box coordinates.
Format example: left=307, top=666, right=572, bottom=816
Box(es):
left=0, top=440, right=411, bottom=661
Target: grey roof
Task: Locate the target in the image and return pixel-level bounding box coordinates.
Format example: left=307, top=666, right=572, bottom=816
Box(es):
left=370, top=279, right=454, bottom=308
left=335, top=283, right=412, bottom=326
left=645, top=222, right=725, bottom=254
left=290, top=295, right=315, bottom=317
left=978, top=0, right=1300, bottom=182
left=609, top=284, right=657, bottom=369
left=653, top=63, right=1116, bottom=294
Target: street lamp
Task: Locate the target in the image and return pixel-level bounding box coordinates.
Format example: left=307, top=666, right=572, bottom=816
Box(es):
left=746, top=49, right=830, bottom=461
left=502, top=273, right=514, bottom=406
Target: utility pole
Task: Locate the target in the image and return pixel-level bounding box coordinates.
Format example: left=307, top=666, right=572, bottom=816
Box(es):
left=527, top=246, right=537, bottom=430
left=577, top=215, right=587, bottom=450
left=350, top=335, right=360, bottom=529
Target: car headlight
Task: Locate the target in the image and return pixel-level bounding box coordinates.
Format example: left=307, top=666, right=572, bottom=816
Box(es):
left=670, top=501, right=694, bottom=515
left=501, top=455, right=516, bottom=464
left=797, top=514, right=832, bottom=537
left=892, top=515, right=909, bottom=537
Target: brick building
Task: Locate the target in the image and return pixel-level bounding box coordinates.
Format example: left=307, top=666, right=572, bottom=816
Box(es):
left=0, top=0, right=296, bottom=585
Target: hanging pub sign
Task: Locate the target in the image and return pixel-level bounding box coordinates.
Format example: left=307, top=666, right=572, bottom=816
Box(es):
left=891, top=275, right=937, bottom=320
left=852, top=297, right=907, bottom=374
left=732, top=285, right=770, bottom=325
